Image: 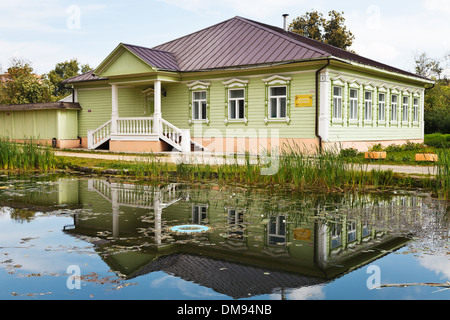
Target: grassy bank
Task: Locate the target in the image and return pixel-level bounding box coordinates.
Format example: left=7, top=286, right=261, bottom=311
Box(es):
left=1, top=139, right=448, bottom=199
left=57, top=144, right=445, bottom=197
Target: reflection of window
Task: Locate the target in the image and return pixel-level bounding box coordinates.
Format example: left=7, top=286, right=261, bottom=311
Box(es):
left=362, top=222, right=370, bottom=238
left=330, top=220, right=341, bottom=249
left=268, top=215, right=286, bottom=246
left=347, top=221, right=357, bottom=243
left=228, top=209, right=245, bottom=240
left=192, top=205, right=208, bottom=224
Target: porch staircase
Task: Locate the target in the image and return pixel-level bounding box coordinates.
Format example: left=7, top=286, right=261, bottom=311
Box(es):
left=87, top=117, right=207, bottom=152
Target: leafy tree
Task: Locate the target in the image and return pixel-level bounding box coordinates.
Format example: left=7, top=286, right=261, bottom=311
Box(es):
left=414, top=52, right=450, bottom=133
left=289, top=10, right=355, bottom=50
left=0, top=58, right=55, bottom=105
left=46, top=59, right=92, bottom=99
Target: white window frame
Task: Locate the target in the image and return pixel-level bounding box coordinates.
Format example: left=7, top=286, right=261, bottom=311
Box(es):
left=192, top=90, right=207, bottom=121
left=332, top=86, right=343, bottom=120
left=391, top=94, right=398, bottom=123
left=378, top=92, right=386, bottom=122
left=349, top=88, right=358, bottom=121
left=402, top=95, right=409, bottom=123
left=228, top=88, right=245, bottom=121
left=268, top=86, right=287, bottom=120
left=364, top=91, right=373, bottom=122
left=413, top=97, right=419, bottom=123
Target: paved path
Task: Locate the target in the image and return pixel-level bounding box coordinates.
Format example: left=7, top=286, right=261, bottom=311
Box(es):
left=55, top=151, right=437, bottom=175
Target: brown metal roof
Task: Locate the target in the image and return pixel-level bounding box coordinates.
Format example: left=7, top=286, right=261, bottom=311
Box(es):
left=62, top=70, right=106, bottom=84
left=154, top=16, right=327, bottom=71
left=0, top=102, right=82, bottom=111
left=122, top=44, right=179, bottom=71
left=64, top=16, right=430, bottom=84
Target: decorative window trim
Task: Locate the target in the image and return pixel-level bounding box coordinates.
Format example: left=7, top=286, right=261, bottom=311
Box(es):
left=401, top=94, right=410, bottom=125
left=332, top=85, right=343, bottom=122
left=363, top=89, right=373, bottom=124
left=348, top=87, right=359, bottom=125
left=187, top=81, right=210, bottom=125
left=412, top=96, right=420, bottom=125
left=390, top=93, right=399, bottom=125
left=378, top=92, right=387, bottom=125
left=223, top=78, right=248, bottom=125
left=262, top=75, right=291, bottom=124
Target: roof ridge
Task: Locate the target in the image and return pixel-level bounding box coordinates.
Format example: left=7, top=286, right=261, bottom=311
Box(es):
left=121, top=43, right=176, bottom=56
left=153, top=17, right=237, bottom=51
left=234, top=16, right=331, bottom=57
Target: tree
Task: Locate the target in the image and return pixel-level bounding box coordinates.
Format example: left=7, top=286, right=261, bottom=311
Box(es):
left=289, top=10, right=355, bottom=50
left=0, top=58, right=55, bottom=105
left=45, top=59, right=92, bottom=99
left=414, top=52, right=450, bottom=133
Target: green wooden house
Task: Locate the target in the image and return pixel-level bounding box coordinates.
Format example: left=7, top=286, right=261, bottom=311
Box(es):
left=2, top=16, right=433, bottom=153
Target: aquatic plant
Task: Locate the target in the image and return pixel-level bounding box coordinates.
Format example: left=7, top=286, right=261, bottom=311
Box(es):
left=0, top=138, right=57, bottom=171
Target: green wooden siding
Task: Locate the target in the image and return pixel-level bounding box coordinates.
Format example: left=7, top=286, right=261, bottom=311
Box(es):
left=326, top=67, right=424, bottom=142
left=0, top=109, right=78, bottom=140
left=161, top=71, right=317, bottom=139
left=77, top=88, right=112, bottom=136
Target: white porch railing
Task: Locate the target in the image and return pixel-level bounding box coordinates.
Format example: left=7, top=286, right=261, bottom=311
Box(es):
left=87, top=117, right=194, bottom=152
left=117, top=117, right=154, bottom=135
left=87, top=120, right=112, bottom=150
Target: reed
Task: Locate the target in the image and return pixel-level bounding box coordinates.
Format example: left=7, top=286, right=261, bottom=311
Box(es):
left=0, top=138, right=57, bottom=171
left=434, top=148, right=450, bottom=199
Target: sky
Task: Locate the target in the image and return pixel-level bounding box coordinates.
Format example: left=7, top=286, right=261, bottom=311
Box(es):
left=0, top=0, right=449, bottom=76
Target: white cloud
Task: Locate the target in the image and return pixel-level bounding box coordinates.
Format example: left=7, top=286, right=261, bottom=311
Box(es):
left=418, top=255, right=450, bottom=280
left=423, top=0, right=450, bottom=15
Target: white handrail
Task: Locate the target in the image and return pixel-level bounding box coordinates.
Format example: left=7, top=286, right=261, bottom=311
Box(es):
left=88, top=120, right=112, bottom=149
left=88, top=116, right=195, bottom=152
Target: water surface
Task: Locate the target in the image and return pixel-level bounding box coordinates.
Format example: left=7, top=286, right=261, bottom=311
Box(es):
left=0, top=174, right=448, bottom=300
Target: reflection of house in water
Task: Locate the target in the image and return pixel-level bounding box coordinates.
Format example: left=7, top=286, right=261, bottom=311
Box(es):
left=0, top=178, right=435, bottom=299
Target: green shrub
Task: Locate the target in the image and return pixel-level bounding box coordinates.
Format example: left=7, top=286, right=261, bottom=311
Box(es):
left=425, top=133, right=450, bottom=149
left=340, top=147, right=359, bottom=158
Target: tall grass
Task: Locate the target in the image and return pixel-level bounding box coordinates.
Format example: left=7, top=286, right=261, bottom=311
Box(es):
left=121, top=142, right=402, bottom=192
left=0, top=138, right=57, bottom=171
left=435, top=148, right=450, bottom=199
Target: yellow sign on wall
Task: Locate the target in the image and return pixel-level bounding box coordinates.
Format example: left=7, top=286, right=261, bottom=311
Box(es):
left=294, top=228, right=311, bottom=241
left=295, top=95, right=313, bottom=107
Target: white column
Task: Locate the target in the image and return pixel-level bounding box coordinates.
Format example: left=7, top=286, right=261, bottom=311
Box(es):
left=111, top=84, right=119, bottom=133
left=153, top=80, right=162, bottom=134
left=318, top=70, right=330, bottom=142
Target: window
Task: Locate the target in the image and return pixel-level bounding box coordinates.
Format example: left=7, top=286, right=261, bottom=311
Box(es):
left=349, top=89, right=358, bottom=120
left=364, top=91, right=372, bottom=121
left=268, top=215, right=286, bottom=246
left=391, top=94, right=398, bottom=122
left=192, top=91, right=207, bottom=120
left=192, top=205, right=208, bottom=224
left=378, top=93, right=386, bottom=121
left=413, top=98, right=419, bottom=122
left=402, top=96, right=409, bottom=122
left=269, top=86, right=287, bottom=119
left=332, top=86, right=343, bottom=119
left=228, top=89, right=245, bottom=120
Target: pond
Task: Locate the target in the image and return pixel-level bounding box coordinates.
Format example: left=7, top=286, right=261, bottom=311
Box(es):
left=0, top=174, right=448, bottom=301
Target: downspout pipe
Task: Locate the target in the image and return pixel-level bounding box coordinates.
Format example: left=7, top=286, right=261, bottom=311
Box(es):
left=315, top=59, right=331, bottom=154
